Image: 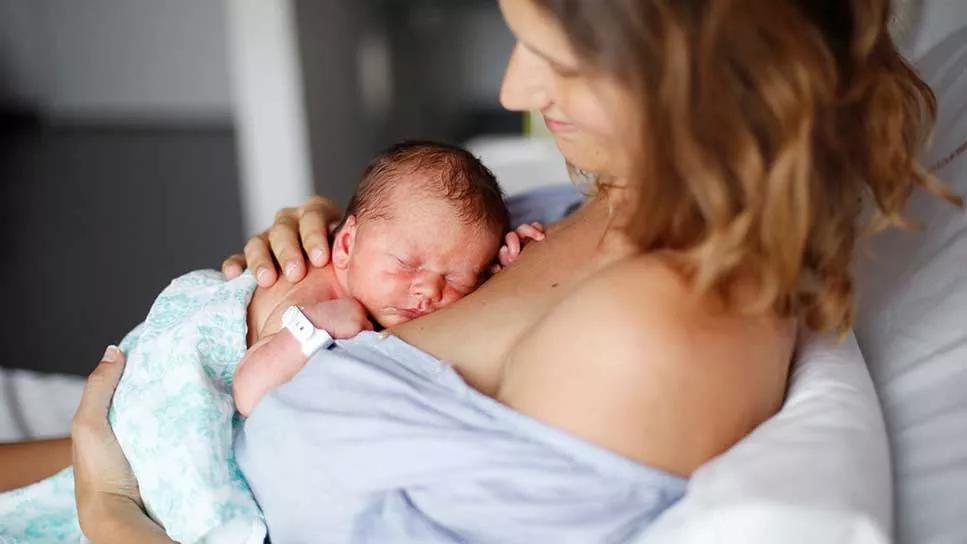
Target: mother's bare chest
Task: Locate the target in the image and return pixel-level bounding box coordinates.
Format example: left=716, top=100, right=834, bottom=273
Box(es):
left=393, top=201, right=633, bottom=395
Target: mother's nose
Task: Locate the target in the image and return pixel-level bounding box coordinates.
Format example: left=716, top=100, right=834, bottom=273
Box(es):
left=500, top=43, right=552, bottom=113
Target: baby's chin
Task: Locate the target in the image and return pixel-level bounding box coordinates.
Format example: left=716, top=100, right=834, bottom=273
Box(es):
left=376, top=313, right=410, bottom=328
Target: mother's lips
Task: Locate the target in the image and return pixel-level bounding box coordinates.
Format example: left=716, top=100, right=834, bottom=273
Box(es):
left=543, top=116, right=573, bottom=133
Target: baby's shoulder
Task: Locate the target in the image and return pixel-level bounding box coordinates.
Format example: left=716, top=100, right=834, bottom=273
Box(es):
left=247, top=265, right=340, bottom=343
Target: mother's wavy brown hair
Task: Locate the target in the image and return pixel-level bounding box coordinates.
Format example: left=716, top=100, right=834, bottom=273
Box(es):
left=534, top=0, right=962, bottom=333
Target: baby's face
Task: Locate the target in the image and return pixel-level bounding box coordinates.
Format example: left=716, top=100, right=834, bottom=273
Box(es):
left=333, top=197, right=501, bottom=327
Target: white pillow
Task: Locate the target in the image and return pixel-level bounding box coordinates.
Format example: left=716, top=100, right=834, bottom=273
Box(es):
left=640, top=332, right=891, bottom=544
left=853, top=26, right=967, bottom=544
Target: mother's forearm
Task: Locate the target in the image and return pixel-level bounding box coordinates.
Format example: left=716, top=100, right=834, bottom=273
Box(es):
left=0, top=436, right=72, bottom=491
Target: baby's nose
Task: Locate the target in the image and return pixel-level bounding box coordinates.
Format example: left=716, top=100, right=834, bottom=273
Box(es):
left=414, top=274, right=445, bottom=303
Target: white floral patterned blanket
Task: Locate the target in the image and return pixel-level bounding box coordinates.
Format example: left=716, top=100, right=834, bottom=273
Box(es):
left=0, top=270, right=265, bottom=544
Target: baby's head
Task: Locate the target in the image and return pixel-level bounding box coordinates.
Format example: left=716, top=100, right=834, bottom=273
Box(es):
left=331, top=141, right=508, bottom=327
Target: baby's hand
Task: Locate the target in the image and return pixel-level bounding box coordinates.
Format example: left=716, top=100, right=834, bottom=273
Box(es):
left=301, top=298, right=374, bottom=339
left=492, top=222, right=545, bottom=273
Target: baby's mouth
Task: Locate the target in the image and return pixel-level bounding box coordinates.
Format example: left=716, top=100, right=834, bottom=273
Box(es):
left=395, top=307, right=426, bottom=320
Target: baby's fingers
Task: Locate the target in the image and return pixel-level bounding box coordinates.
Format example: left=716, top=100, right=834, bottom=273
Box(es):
left=498, top=247, right=512, bottom=267
left=515, top=223, right=545, bottom=241
left=337, top=316, right=373, bottom=338
left=504, top=232, right=521, bottom=256
left=499, top=233, right=520, bottom=266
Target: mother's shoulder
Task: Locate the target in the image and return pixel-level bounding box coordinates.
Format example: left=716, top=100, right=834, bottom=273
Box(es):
left=551, top=253, right=734, bottom=346
left=498, top=254, right=794, bottom=475
left=560, top=253, right=792, bottom=352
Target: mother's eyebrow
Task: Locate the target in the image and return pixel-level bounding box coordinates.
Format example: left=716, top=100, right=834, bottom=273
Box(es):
left=520, top=40, right=581, bottom=72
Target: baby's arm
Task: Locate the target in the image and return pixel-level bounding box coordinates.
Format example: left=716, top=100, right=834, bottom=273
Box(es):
left=233, top=332, right=302, bottom=416
left=233, top=298, right=373, bottom=416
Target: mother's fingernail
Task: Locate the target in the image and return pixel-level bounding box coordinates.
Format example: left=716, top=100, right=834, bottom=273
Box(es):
left=310, top=248, right=324, bottom=265
left=256, top=267, right=269, bottom=283
left=284, top=260, right=298, bottom=278
left=103, top=345, right=119, bottom=362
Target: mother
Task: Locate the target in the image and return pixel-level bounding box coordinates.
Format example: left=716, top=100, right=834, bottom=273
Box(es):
left=67, top=0, right=946, bottom=540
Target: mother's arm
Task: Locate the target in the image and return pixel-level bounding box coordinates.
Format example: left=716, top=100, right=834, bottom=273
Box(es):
left=0, top=438, right=72, bottom=492
left=71, top=347, right=175, bottom=543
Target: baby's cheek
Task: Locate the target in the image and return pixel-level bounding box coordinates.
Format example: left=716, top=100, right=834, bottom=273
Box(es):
left=439, top=288, right=469, bottom=308
left=380, top=271, right=412, bottom=295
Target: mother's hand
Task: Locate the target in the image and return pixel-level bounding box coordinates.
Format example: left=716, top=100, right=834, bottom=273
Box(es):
left=222, top=196, right=344, bottom=287
left=72, top=346, right=173, bottom=543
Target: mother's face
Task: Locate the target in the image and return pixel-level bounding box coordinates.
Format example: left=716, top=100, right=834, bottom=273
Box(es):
left=498, top=0, right=634, bottom=180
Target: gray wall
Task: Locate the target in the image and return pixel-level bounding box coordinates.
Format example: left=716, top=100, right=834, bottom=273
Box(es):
left=0, top=0, right=241, bottom=376
left=0, top=0, right=231, bottom=122
left=385, top=1, right=514, bottom=141
left=0, top=0, right=45, bottom=107
left=293, top=0, right=515, bottom=208
left=294, top=0, right=382, bottom=207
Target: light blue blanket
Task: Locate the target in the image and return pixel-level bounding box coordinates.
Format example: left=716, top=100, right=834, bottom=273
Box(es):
left=237, top=331, right=688, bottom=543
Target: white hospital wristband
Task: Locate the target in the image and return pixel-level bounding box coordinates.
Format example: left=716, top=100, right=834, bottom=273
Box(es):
left=282, top=305, right=334, bottom=357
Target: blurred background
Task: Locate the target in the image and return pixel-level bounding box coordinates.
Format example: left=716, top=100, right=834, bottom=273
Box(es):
left=0, top=0, right=545, bottom=376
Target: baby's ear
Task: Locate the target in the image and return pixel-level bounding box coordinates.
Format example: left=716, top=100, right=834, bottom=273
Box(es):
left=331, top=215, right=357, bottom=269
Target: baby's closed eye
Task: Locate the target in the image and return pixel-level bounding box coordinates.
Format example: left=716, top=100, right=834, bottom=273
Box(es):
left=393, top=256, right=418, bottom=271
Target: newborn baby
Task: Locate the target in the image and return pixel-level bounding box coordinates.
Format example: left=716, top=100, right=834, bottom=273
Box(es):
left=234, top=140, right=544, bottom=415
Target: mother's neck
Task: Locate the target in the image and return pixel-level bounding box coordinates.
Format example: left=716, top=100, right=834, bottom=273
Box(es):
left=594, top=179, right=640, bottom=226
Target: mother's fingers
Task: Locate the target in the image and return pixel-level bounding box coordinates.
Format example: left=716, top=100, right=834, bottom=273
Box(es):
left=268, top=214, right=307, bottom=283
left=72, top=347, right=125, bottom=433
left=221, top=253, right=246, bottom=279
left=244, top=235, right=279, bottom=287
left=303, top=196, right=343, bottom=225
left=300, top=196, right=343, bottom=267
left=299, top=210, right=331, bottom=268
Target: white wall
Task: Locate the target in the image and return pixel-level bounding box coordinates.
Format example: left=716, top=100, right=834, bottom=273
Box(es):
left=0, top=0, right=232, bottom=122
left=227, top=0, right=313, bottom=235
